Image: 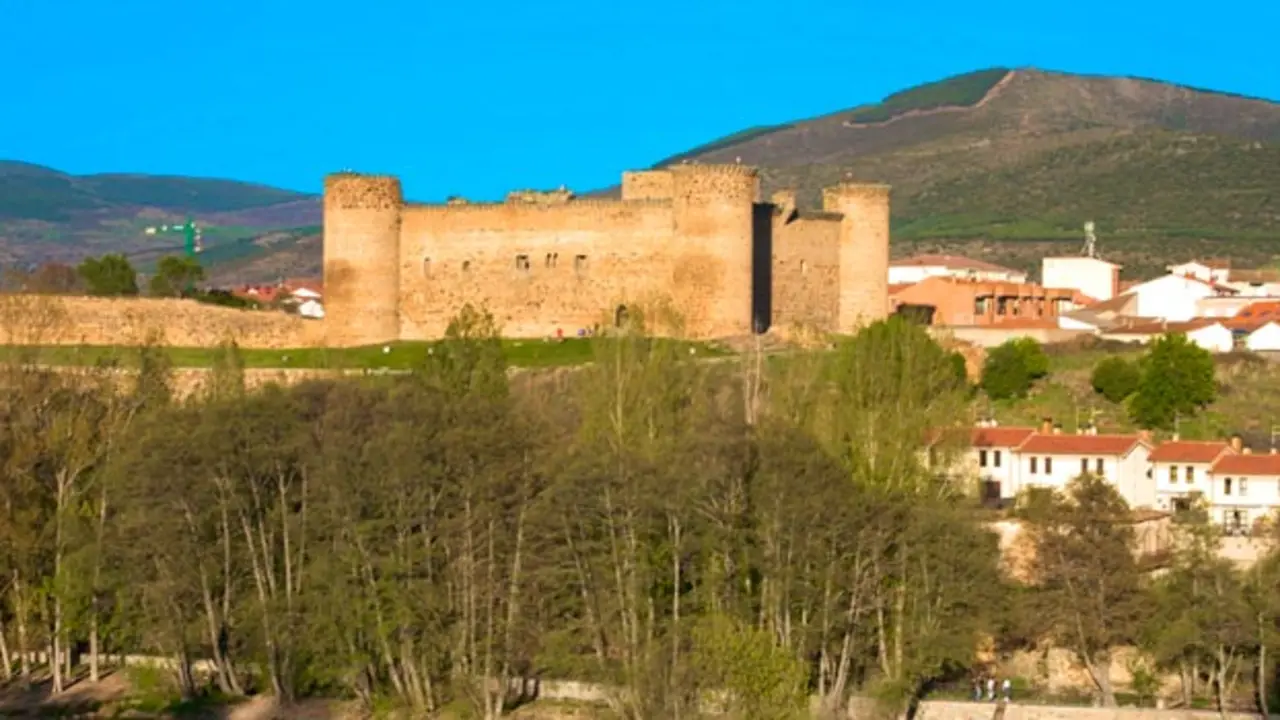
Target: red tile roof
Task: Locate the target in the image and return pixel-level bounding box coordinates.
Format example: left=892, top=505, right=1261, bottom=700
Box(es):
left=1017, top=433, right=1149, bottom=456
left=891, top=254, right=1021, bottom=274
left=1224, top=301, right=1280, bottom=331
left=1149, top=441, right=1234, bottom=463
left=972, top=427, right=1036, bottom=448
left=1212, top=453, right=1280, bottom=476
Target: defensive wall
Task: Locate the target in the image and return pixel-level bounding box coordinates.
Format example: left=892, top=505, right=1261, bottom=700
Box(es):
left=323, top=163, right=892, bottom=347
left=0, top=295, right=316, bottom=349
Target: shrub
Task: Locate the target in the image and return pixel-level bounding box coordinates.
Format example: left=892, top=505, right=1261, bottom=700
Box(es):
left=981, top=338, right=1049, bottom=400
left=1129, top=333, right=1217, bottom=429
left=1091, top=356, right=1141, bottom=403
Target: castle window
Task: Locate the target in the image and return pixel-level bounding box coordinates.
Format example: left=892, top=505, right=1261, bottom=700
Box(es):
left=575, top=254, right=588, bottom=273
left=546, top=253, right=559, bottom=269
left=422, top=257, right=431, bottom=276
left=462, top=260, right=472, bottom=273
left=800, top=259, right=809, bottom=276
left=515, top=255, right=531, bottom=272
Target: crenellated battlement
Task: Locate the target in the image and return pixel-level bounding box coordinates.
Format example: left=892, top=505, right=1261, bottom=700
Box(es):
left=324, top=174, right=402, bottom=210
left=403, top=198, right=671, bottom=212
left=822, top=182, right=892, bottom=203
left=669, top=162, right=759, bottom=178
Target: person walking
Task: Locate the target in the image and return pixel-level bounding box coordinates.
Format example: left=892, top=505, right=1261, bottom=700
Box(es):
left=1002, top=678, right=1012, bottom=703
left=986, top=677, right=996, bottom=701
left=973, top=677, right=983, bottom=701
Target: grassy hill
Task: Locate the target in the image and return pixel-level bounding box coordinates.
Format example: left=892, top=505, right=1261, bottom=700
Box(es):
left=653, top=67, right=1280, bottom=277
left=0, top=161, right=321, bottom=270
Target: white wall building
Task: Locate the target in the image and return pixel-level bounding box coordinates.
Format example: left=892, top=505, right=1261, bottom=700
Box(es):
left=1124, top=274, right=1237, bottom=322
left=889, top=254, right=1027, bottom=286
left=1168, top=260, right=1231, bottom=285
left=1015, top=431, right=1155, bottom=508
left=966, top=424, right=1036, bottom=499
left=1208, top=453, right=1280, bottom=533
left=298, top=298, right=325, bottom=319
left=1247, top=322, right=1280, bottom=351
left=1101, top=320, right=1234, bottom=353
left=1042, top=257, right=1120, bottom=303
left=1150, top=440, right=1237, bottom=513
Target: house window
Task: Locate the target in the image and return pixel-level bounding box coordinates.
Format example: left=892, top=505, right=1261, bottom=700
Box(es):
left=1168, top=466, right=1177, bottom=483
left=1240, top=478, right=1249, bottom=496
left=979, top=450, right=988, bottom=468
left=997, top=298, right=1009, bottom=316
left=1081, top=458, right=1089, bottom=475
left=1095, top=458, right=1105, bottom=475
left=975, top=297, right=989, bottom=316
left=574, top=254, right=588, bottom=273
left=1030, top=457, right=1039, bottom=474
left=993, top=450, right=1002, bottom=468
left=1185, top=466, right=1194, bottom=482
left=545, top=253, right=559, bottom=269
left=516, top=255, right=531, bottom=271
left=1224, top=477, right=1233, bottom=495
left=1045, top=457, right=1053, bottom=474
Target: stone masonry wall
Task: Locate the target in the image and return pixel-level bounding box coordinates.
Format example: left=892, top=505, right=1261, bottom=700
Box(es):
left=823, top=183, right=891, bottom=334
left=398, top=200, right=682, bottom=338
left=772, top=213, right=841, bottom=332
left=0, top=295, right=316, bottom=349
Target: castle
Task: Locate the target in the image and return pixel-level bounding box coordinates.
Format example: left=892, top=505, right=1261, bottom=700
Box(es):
left=321, top=164, right=891, bottom=346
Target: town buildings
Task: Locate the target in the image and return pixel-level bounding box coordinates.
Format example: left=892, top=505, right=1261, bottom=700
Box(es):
left=951, top=421, right=1280, bottom=534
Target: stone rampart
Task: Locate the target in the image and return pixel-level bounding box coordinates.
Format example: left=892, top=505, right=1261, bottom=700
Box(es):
left=0, top=295, right=316, bottom=349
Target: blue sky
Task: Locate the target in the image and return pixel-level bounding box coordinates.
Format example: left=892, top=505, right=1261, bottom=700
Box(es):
left=2, top=0, right=1277, bottom=202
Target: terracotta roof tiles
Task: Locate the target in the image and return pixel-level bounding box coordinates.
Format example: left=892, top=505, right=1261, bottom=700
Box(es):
left=971, top=427, right=1036, bottom=448
left=1149, top=441, right=1234, bottom=463
left=1212, top=453, right=1280, bottom=476
left=1016, top=433, right=1149, bottom=456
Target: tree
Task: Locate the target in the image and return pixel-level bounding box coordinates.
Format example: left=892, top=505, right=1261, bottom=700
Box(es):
left=148, top=255, right=205, bottom=297
left=1091, top=355, right=1141, bottom=403
left=1129, top=333, right=1217, bottom=429
left=2, top=262, right=82, bottom=295
left=1020, top=474, right=1145, bottom=706
left=77, top=254, right=139, bottom=296
left=980, top=337, right=1049, bottom=400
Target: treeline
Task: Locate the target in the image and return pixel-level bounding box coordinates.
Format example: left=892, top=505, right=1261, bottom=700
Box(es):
left=2, top=254, right=257, bottom=308
left=0, top=307, right=1276, bottom=718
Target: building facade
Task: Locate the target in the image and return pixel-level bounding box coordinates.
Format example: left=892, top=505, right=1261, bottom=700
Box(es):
left=321, top=165, right=892, bottom=346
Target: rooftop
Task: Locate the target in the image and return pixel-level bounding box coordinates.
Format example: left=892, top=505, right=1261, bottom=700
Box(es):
left=1212, top=452, right=1280, bottom=476
left=971, top=426, right=1036, bottom=448
left=1017, top=433, right=1149, bottom=456
left=1149, top=441, right=1234, bottom=464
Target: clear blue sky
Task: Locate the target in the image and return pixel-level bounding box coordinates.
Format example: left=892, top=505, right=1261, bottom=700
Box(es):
left=2, top=0, right=1277, bottom=202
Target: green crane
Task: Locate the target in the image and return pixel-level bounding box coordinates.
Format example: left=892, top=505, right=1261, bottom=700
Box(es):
left=146, top=217, right=204, bottom=257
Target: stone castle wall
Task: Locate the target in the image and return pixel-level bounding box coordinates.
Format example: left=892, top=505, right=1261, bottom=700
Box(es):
left=0, top=295, right=316, bottom=349
left=771, top=212, right=842, bottom=331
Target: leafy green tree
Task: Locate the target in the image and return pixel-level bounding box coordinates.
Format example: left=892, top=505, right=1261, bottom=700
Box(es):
left=1091, top=355, right=1141, bottom=403
left=980, top=337, right=1049, bottom=400
left=1129, top=333, right=1217, bottom=429
left=77, top=254, right=139, bottom=296
left=147, top=255, right=205, bottom=297
left=1020, top=474, right=1145, bottom=707
left=690, top=614, right=808, bottom=720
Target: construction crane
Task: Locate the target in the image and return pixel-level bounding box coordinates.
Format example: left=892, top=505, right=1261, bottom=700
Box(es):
left=143, top=217, right=204, bottom=258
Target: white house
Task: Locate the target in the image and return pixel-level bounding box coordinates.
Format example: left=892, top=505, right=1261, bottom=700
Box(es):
left=1124, top=274, right=1237, bottom=322
left=1042, top=257, right=1120, bottom=303
left=1208, top=452, right=1280, bottom=534
left=1168, top=260, right=1231, bottom=285
left=1101, top=319, right=1234, bottom=353
left=967, top=424, right=1036, bottom=500
left=297, top=298, right=325, bottom=319
left=1246, top=321, right=1280, bottom=351
left=889, top=254, right=1027, bottom=286
left=1014, top=429, right=1155, bottom=508
left=1150, top=439, right=1237, bottom=513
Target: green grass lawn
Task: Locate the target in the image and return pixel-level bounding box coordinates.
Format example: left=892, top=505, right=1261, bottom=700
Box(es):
left=0, top=337, right=727, bottom=371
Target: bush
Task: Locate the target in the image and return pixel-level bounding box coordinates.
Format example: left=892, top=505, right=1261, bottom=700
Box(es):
left=980, top=338, right=1049, bottom=400
left=1091, top=356, right=1141, bottom=403
left=1129, top=333, right=1217, bottom=429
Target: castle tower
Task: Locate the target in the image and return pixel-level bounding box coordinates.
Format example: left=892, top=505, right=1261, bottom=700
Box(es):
left=822, top=183, right=891, bottom=334
left=670, top=164, right=759, bottom=337
left=322, top=173, right=403, bottom=347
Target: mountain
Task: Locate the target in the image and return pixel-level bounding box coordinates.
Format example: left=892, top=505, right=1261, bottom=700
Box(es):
left=0, top=161, right=321, bottom=269
left=6, top=67, right=1280, bottom=282
left=642, top=67, right=1280, bottom=277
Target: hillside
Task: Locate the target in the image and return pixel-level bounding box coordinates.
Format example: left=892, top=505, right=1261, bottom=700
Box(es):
left=0, top=161, right=321, bottom=269
left=647, top=67, right=1280, bottom=277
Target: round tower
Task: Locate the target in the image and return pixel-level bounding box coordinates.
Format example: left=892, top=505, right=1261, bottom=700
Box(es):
left=822, top=182, right=891, bottom=334
left=670, top=164, right=759, bottom=338
left=322, top=173, right=403, bottom=347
